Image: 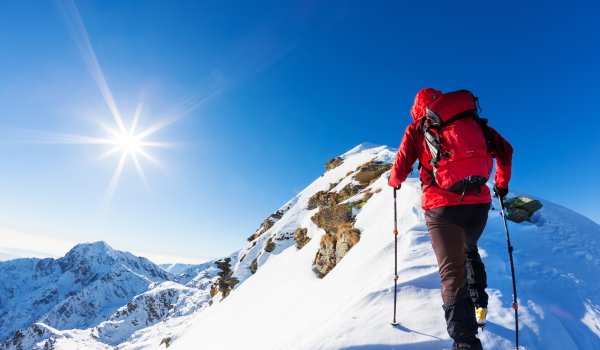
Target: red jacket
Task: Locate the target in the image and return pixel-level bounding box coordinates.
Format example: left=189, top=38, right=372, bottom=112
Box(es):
left=388, top=119, right=513, bottom=210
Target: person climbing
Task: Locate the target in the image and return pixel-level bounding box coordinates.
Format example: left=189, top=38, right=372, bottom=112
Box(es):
left=388, top=88, right=513, bottom=350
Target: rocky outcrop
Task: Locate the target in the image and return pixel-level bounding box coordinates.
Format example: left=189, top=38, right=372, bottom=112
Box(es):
left=325, top=157, right=344, bottom=171
left=353, top=160, right=392, bottom=185
left=310, top=183, right=379, bottom=275
left=264, top=237, right=276, bottom=253
left=307, top=183, right=366, bottom=210
left=294, top=228, right=311, bottom=249
left=314, top=233, right=337, bottom=275
left=247, top=209, right=286, bottom=242
left=335, top=228, right=361, bottom=262
left=309, top=160, right=388, bottom=277
left=250, top=258, right=258, bottom=274
left=504, top=197, right=543, bottom=223
left=214, top=258, right=239, bottom=299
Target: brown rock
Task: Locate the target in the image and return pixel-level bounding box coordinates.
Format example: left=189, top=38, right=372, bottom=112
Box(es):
left=294, top=228, right=311, bottom=249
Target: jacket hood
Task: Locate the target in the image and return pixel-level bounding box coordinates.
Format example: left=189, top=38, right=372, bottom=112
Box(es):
left=410, top=88, right=443, bottom=120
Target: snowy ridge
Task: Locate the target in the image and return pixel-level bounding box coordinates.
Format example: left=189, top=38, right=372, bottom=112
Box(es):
left=167, top=144, right=600, bottom=350
left=1, top=144, right=599, bottom=349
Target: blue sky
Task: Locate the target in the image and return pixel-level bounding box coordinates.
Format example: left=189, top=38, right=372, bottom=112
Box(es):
left=0, top=1, right=598, bottom=261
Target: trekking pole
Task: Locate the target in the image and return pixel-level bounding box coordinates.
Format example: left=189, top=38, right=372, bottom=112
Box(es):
left=391, top=187, right=399, bottom=326
left=497, top=194, right=519, bottom=349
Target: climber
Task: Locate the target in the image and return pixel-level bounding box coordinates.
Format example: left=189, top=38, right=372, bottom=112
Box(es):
left=388, top=88, right=513, bottom=350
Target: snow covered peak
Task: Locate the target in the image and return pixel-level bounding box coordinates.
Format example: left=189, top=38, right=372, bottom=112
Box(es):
left=66, top=241, right=113, bottom=255
left=0, top=241, right=173, bottom=343
left=340, top=142, right=391, bottom=158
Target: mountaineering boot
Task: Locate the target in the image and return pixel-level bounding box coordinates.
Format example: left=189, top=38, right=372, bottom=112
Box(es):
left=475, top=306, right=487, bottom=328
left=452, top=338, right=483, bottom=350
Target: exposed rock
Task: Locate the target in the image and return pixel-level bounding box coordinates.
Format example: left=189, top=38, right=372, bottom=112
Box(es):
left=214, top=258, right=239, bottom=299
left=160, top=336, right=171, bottom=348
left=328, top=181, right=341, bottom=191
left=264, top=238, right=276, bottom=253
left=314, top=234, right=338, bottom=276
left=247, top=218, right=275, bottom=242
left=356, top=190, right=373, bottom=209
left=325, top=157, right=344, bottom=171
left=273, top=231, right=294, bottom=241
left=504, top=197, right=543, bottom=223
left=294, top=228, right=311, bottom=250
left=247, top=209, right=288, bottom=242
left=311, top=202, right=351, bottom=232
left=271, top=209, right=285, bottom=220
left=311, top=199, right=364, bottom=277
left=507, top=208, right=531, bottom=223
left=307, top=161, right=388, bottom=278
left=307, top=191, right=339, bottom=210
left=338, top=183, right=367, bottom=200
left=335, top=228, right=361, bottom=263
left=353, top=160, right=392, bottom=185
left=250, top=258, right=258, bottom=274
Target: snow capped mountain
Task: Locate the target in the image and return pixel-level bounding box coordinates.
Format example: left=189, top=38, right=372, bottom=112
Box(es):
left=1, top=143, right=599, bottom=350
left=0, top=241, right=173, bottom=346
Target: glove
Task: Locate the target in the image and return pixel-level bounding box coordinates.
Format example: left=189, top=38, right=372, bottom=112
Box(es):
left=494, top=184, right=508, bottom=199
left=388, top=176, right=401, bottom=190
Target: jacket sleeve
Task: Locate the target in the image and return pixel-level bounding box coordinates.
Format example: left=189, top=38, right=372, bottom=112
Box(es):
left=487, top=126, right=513, bottom=189
left=388, top=123, right=419, bottom=188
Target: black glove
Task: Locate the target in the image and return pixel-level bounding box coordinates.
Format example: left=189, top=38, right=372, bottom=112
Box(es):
left=494, top=184, right=508, bottom=199
left=394, top=185, right=401, bottom=191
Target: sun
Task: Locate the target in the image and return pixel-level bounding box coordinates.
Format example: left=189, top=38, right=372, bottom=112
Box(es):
left=79, top=97, right=187, bottom=215
left=115, top=132, right=141, bottom=155
left=53, top=0, right=220, bottom=215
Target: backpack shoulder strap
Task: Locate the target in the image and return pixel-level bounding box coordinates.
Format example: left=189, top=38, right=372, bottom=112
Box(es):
left=417, top=161, right=436, bottom=192
left=421, top=120, right=449, bottom=168
left=475, top=117, right=495, bottom=154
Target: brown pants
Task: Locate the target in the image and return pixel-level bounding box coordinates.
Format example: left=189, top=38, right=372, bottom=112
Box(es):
left=425, top=203, right=490, bottom=343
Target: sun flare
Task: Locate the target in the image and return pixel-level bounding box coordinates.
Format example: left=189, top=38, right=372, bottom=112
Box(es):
left=115, top=133, right=141, bottom=155
left=52, top=0, right=219, bottom=215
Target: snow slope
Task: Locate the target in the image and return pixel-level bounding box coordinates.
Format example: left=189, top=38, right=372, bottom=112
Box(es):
left=167, top=143, right=600, bottom=350
left=1, top=143, right=598, bottom=350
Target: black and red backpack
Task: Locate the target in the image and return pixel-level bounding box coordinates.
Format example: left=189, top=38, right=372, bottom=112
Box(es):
left=420, top=90, right=494, bottom=197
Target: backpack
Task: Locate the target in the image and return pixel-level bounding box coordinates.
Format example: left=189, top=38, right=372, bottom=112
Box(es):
left=420, top=90, right=494, bottom=196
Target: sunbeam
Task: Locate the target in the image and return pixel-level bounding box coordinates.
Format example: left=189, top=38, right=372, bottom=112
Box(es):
left=99, top=151, right=128, bottom=216
left=136, top=83, right=222, bottom=140
left=60, top=0, right=126, bottom=134
left=26, top=0, right=228, bottom=214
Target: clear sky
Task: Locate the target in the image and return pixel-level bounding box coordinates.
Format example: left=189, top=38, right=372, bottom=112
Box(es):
left=1, top=1, right=598, bottom=261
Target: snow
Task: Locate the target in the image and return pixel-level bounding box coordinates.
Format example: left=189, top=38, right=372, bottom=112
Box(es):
left=1, top=143, right=599, bottom=350
left=167, top=144, right=600, bottom=350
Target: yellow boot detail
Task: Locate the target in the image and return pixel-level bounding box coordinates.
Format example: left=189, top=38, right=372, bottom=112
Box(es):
left=475, top=307, right=487, bottom=327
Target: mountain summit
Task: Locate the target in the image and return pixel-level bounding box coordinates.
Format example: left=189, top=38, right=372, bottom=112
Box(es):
left=1, top=144, right=599, bottom=350
left=0, top=241, right=172, bottom=342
